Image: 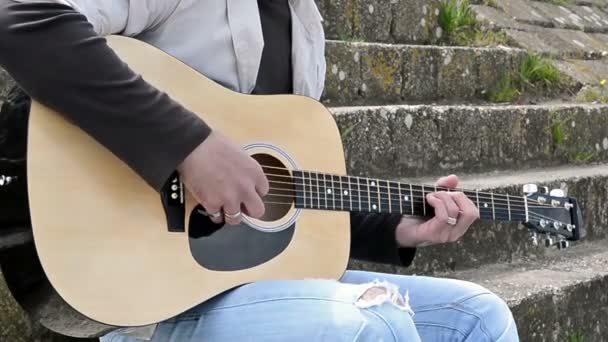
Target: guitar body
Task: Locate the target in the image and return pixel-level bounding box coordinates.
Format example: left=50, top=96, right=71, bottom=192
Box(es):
left=27, top=36, right=349, bottom=328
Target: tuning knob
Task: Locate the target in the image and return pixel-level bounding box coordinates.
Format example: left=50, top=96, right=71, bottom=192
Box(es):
left=544, top=234, right=554, bottom=248
left=556, top=238, right=569, bottom=250
left=539, top=186, right=549, bottom=194
left=523, top=184, right=538, bottom=195
left=530, top=232, right=539, bottom=247
left=550, top=189, right=565, bottom=197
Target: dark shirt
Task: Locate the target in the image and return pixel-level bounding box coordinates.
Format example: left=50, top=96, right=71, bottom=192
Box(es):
left=253, top=0, right=293, bottom=95
left=0, top=0, right=415, bottom=267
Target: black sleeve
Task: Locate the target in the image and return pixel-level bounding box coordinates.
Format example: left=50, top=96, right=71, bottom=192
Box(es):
left=350, top=212, right=416, bottom=267
left=0, top=1, right=211, bottom=191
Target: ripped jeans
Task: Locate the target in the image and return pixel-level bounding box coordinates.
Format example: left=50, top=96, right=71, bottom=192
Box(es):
left=101, top=270, right=519, bottom=341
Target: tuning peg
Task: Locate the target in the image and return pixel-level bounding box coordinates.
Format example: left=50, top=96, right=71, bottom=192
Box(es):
left=539, top=186, right=549, bottom=194
left=530, top=232, right=539, bottom=247
left=0, top=175, right=13, bottom=187
left=550, top=189, right=565, bottom=197
left=544, top=234, right=554, bottom=248
left=523, top=184, right=538, bottom=195
left=556, top=238, right=569, bottom=250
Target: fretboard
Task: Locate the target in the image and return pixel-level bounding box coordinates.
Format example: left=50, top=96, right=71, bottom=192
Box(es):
left=292, top=171, right=526, bottom=223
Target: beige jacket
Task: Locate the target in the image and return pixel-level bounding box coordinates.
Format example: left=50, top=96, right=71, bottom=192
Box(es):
left=15, top=0, right=326, bottom=100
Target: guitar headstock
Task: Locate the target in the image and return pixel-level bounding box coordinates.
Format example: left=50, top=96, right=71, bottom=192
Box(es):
left=522, top=184, right=585, bottom=249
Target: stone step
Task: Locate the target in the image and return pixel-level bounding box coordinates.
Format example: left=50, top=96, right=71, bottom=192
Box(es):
left=474, top=4, right=608, bottom=60
left=315, top=0, right=443, bottom=45
left=451, top=240, right=608, bottom=341
left=352, top=240, right=608, bottom=340
left=348, top=163, right=608, bottom=274
left=331, top=103, right=608, bottom=178
left=323, top=41, right=527, bottom=106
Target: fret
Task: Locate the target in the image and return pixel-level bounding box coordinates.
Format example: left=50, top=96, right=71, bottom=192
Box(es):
left=349, top=177, right=360, bottom=212
left=491, top=192, right=495, bottom=220
left=338, top=175, right=343, bottom=210
left=340, top=176, right=351, bottom=211
left=398, top=183, right=403, bottom=214
left=378, top=180, right=390, bottom=214
left=507, top=194, right=511, bottom=221
left=368, top=179, right=379, bottom=212
left=293, top=171, right=304, bottom=209
left=360, top=178, right=370, bottom=212
left=332, top=175, right=341, bottom=210
left=356, top=177, right=362, bottom=212
left=422, top=185, right=427, bottom=216
left=376, top=179, right=382, bottom=213
left=328, top=174, right=335, bottom=210
left=476, top=190, right=480, bottom=210
left=317, top=173, right=326, bottom=209
left=311, top=172, right=318, bottom=209
left=323, top=174, right=328, bottom=210
left=409, top=184, right=414, bottom=215
left=302, top=171, right=308, bottom=208
left=524, top=195, right=529, bottom=222
left=386, top=182, right=392, bottom=213
left=389, top=182, right=400, bottom=214
left=308, top=171, right=313, bottom=209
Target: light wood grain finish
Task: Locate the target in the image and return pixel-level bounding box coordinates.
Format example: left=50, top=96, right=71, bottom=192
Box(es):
left=27, top=36, right=350, bottom=327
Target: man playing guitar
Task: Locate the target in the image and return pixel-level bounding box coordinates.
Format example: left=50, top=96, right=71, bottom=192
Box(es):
left=0, top=0, right=518, bottom=340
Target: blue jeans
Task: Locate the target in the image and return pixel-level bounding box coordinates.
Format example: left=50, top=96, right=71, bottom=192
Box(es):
left=101, top=270, right=518, bottom=341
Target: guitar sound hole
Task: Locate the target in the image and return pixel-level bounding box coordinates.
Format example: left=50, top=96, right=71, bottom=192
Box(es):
left=252, top=153, right=294, bottom=222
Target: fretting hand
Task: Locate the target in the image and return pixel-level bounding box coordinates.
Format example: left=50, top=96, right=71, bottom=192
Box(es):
left=395, top=175, right=480, bottom=248
left=177, top=131, right=269, bottom=225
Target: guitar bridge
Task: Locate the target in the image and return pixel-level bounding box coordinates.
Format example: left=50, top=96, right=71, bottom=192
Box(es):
left=160, top=172, right=185, bottom=232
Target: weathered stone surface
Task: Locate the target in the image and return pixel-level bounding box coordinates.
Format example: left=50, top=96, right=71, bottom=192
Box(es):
left=324, top=41, right=526, bottom=105
left=360, top=44, right=403, bottom=104
left=555, top=58, right=608, bottom=86
left=436, top=48, right=477, bottom=99
left=352, top=241, right=608, bottom=341
left=350, top=164, right=608, bottom=274
left=495, top=0, right=554, bottom=27
left=315, top=0, right=442, bottom=44
left=332, top=104, right=608, bottom=178
left=454, top=241, right=608, bottom=342
left=362, top=241, right=603, bottom=341
left=0, top=270, right=85, bottom=342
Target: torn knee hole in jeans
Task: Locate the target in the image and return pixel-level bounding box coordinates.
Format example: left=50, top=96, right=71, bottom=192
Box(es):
left=355, top=280, right=414, bottom=316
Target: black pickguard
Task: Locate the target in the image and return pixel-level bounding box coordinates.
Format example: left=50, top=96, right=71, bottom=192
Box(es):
left=188, top=205, right=295, bottom=271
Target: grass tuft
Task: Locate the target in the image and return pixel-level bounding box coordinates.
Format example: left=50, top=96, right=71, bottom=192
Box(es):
left=439, top=0, right=511, bottom=47
left=486, top=53, right=566, bottom=103
left=439, top=0, right=477, bottom=36
left=519, top=54, right=562, bottom=89
left=487, top=73, right=520, bottom=102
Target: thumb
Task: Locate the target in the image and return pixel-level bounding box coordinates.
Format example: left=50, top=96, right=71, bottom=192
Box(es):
left=435, top=174, right=459, bottom=189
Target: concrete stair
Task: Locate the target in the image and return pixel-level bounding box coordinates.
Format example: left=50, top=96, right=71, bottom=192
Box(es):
left=316, top=0, right=443, bottom=44
left=324, top=41, right=528, bottom=105
left=444, top=240, right=608, bottom=342
left=331, top=104, right=608, bottom=179
left=349, top=164, right=608, bottom=340
left=352, top=240, right=608, bottom=341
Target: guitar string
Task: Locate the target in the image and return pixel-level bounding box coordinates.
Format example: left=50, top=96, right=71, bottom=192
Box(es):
left=261, top=170, right=556, bottom=207
left=268, top=187, right=560, bottom=210
left=259, top=164, right=559, bottom=206
left=257, top=199, right=569, bottom=227
left=264, top=176, right=554, bottom=208
left=264, top=187, right=562, bottom=211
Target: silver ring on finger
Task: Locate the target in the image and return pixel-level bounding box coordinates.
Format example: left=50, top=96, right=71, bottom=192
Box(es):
left=446, top=216, right=458, bottom=226
left=224, top=211, right=242, bottom=220
left=198, top=209, right=222, bottom=219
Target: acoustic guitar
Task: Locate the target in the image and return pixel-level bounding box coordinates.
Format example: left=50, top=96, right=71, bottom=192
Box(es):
left=24, top=36, right=584, bottom=336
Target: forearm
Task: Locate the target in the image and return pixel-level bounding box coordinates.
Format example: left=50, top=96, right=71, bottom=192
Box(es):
left=350, top=212, right=416, bottom=267
left=0, top=1, right=211, bottom=191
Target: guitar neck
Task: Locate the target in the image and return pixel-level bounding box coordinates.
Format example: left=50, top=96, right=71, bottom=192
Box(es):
left=291, top=171, right=527, bottom=223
